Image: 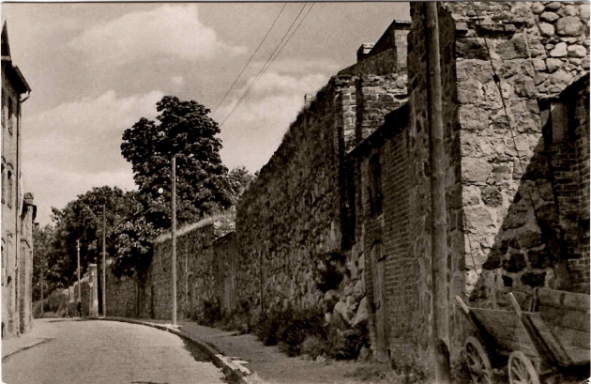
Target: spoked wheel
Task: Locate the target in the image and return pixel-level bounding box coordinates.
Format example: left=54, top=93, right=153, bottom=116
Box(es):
left=465, top=336, right=495, bottom=384
left=508, top=351, right=541, bottom=384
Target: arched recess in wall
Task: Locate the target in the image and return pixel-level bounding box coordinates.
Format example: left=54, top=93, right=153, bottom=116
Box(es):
left=368, top=154, right=383, bottom=217
left=6, top=168, right=13, bottom=208
left=1, top=240, right=5, bottom=286
left=369, top=240, right=389, bottom=362
left=1, top=163, right=5, bottom=204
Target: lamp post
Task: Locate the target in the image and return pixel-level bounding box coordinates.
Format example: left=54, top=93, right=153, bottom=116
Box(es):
left=171, top=155, right=177, bottom=326
left=159, top=154, right=177, bottom=326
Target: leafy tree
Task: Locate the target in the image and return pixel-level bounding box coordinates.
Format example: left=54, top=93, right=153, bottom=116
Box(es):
left=110, top=191, right=158, bottom=278
left=121, top=96, right=233, bottom=230
left=32, top=224, right=53, bottom=301
left=228, top=166, right=257, bottom=205
left=48, top=186, right=135, bottom=285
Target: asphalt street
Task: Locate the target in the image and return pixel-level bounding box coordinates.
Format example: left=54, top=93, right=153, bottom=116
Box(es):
left=2, top=319, right=226, bottom=384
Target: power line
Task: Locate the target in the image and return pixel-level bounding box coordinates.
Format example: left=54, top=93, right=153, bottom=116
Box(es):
left=213, top=3, right=288, bottom=115
left=220, top=3, right=313, bottom=128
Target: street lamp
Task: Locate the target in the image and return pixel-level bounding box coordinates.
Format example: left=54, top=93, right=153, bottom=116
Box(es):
left=158, top=155, right=177, bottom=326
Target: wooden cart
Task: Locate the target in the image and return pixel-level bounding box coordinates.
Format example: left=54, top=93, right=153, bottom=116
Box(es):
left=456, top=288, right=590, bottom=384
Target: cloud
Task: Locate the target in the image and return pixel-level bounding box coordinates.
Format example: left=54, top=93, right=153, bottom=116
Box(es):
left=22, top=90, right=163, bottom=225
left=25, top=167, right=137, bottom=227
left=171, top=76, right=184, bottom=86
left=252, top=58, right=341, bottom=75
left=216, top=70, right=329, bottom=173
left=68, top=4, right=246, bottom=65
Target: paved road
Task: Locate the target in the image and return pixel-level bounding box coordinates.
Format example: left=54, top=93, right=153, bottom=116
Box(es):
left=2, top=319, right=226, bottom=384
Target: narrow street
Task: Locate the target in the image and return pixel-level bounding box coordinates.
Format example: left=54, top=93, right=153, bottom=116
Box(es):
left=2, top=319, right=226, bottom=384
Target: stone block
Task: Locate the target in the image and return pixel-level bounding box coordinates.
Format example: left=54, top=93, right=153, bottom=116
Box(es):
left=567, top=45, right=587, bottom=58
left=457, top=78, right=484, bottom=105
left=564, top=5, right=578, bottom=17
left=462, top=158, right=493, bottom=184
left=556, top=16, right=583, bottom=36
left=540, top=12, right=560, bottom=23
left=546, top=58, right=563, bottom=73
left=532, top=58, right=547, bottom=71
left=549, top=69, right=573, bottom=86
left=458, top=105, right=488, bottom=131
left=498, top=34, right=529, bottom=59
left=550, top=42, right=568, bottom=57
left=580, top=4, right=590, bottom=21
left=532, top=2, right=545, bottom=14
left=517, top=230, right=543, bottom=249
left=456, top=38, right=490, bottom=60
left=502, top=251, right=527, bottom=272
left=482, top=186, right=503, bottom=207
left=545, top=2, right=562, bottom=12
left=528, top=248, right=550, bottom=269
left=463, top=185, right=482, bottom=206
left=351, top=296, right=367, bottom=326
left=520, top=272, right=547, bottom=287
left=465, top=205, right=497, bottom=235
left=539, top=23, right=555, bottom=36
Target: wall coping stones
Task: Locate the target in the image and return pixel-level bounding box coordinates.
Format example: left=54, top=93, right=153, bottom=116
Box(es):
left=154, top=213, right=234, bottom=244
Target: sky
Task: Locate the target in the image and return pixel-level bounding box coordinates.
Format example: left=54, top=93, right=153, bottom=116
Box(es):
left=2, top=2, right=410, bottom=226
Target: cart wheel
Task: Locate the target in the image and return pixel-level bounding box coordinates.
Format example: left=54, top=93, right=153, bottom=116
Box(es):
left=465, top=336, right=494, bottom=384
left=508, top=351, right=540, bottom=384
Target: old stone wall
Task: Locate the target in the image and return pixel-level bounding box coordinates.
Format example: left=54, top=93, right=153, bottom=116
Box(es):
left=104, top=216, right=231, bottom=322
left=105, top=270, right=140, bottom=318
left=447, top=1, right=589, bottom=305
left=98, top=4, right=589, bottom=373
left=235, top=80, right=344, bottom=317
left=212, top=232, right=238, bottom=316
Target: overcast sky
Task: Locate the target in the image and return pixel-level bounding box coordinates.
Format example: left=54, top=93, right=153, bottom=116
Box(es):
left=2, top=2, right=410, bottom=226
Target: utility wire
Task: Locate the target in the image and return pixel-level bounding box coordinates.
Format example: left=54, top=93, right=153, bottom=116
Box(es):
left=236, top=3, right=314, bottom=116
left=220, top=3, right=313, bottom=127
left=213, top=3, right=288, bottom=115
left=221, top=3, right=308, bottom=126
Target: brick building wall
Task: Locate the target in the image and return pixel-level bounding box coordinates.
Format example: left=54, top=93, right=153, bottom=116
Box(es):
left=1, top=23, right=35, bottom=339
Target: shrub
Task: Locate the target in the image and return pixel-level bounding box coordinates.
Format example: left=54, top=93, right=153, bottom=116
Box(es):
left=301, top=336, right=326, bottom=359
left=255, top=306, right=327, bottom=355
left=200, top=298, right=222, bottom=326
left=326, top=320, right=369, bottom=360
left=33, top=290, right=69, bottom=318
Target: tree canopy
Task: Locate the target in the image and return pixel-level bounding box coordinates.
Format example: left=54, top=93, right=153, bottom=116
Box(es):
left=121, top=96, right=233, bottom=230
left=34, top=95, right=258, bottom=295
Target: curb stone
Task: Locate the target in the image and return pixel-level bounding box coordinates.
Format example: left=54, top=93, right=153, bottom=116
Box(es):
left=92, top=317, right=248, bottom=384
left=2, top=338, right=53, bottom=362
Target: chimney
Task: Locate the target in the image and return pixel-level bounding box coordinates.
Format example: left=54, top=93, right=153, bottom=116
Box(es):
left=24, top=192, right=34, bottom=205
left=394, top=29, right=409, bottom=71
left=356, top=43, right=375, bottom=63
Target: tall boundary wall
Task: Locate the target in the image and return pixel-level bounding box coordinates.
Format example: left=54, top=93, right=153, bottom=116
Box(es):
left=102, top=2, right=589, bottom=375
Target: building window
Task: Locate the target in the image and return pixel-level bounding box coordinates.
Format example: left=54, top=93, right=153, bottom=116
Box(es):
left=7, top=98, right=13, bottom=136
left=368, top=154, right=383, bottom=217
left=1, top=165, right=5, bottom=204
left=1, top=93, right=5, bottom=128
left=7, top=170, right=13, bottom=208
left=1, top=244, right=4, bottom=286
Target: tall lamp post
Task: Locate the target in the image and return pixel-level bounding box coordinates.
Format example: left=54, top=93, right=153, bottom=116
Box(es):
left=159, top=154, right=177, bottom=326
left=171, top=155, right=177, bottom=326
